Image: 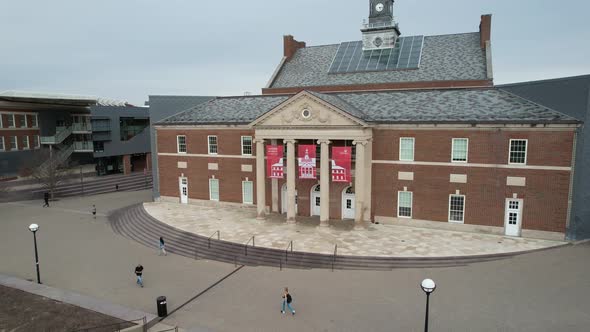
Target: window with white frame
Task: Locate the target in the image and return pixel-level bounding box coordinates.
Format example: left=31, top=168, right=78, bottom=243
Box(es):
left=241, top=136, right=252, bottom=155
left=9, top=136, right=17, bottom=150
left=449, top=194, right=465, bottom=223
left=17, top=114, right=26, bottom=128
left=452, top=138, right=468, bottom=162
left=31, top=114, right=38, bottom=128
left=177, top=135, right=187, bottom=153
left=399, top=137, right=415, bottom=161
left=209, top=178, right=220, bottom=201
left=398, top=191, right=413, bottom=218
left=7, top=114, right=15, bottom=128
left=509, top=139, right=527, bottom=165
left=208, top=135, right=218, bottom=154
left=33, top=135, right=40, bottom=148
left=23, top=136, right=29, bottom=150
left=0, top=137, right=4, bottom=151
left=242, top=181, right=253, bottom=204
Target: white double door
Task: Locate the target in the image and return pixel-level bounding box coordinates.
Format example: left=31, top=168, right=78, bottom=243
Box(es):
left=504, top=199, right=523, bottom=237
left=281, top=184, right=298, bottom=214
left=342, top=192, right=355, bottom=220
left=179, top=177, right=188, bottom=204
left=311, top=188, right=321, bottom=216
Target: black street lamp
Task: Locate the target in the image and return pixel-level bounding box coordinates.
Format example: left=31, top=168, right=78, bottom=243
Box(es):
left=420, top=278, right=436, bottom=332
left=28, top=224, right=41, bottom=284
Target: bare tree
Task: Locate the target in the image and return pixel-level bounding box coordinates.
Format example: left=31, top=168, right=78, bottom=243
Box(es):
left=24, top=150, right=73, bottom=200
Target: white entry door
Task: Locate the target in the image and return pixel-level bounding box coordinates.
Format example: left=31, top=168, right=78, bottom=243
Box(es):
left=179, top=177, right=188, bottom=204
left=505, top=199, right=523, bottom=237
left=311, top=185, right=321, bottom=216
left=281, top=184, right=298, bottom=214
left=342, top=187, right=355, bottom=220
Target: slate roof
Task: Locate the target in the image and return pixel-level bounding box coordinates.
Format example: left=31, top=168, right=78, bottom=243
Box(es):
left=158, top=95, right=290, bottom=125
left=269, top=33, right=488, bottom=88
left=149, top=95, right=214, bottom=123
left=158, top=89, right=579, bottom=126
left=333, top=89, right=578, bottom=124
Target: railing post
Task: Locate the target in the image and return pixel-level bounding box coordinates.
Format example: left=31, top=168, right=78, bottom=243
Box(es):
left=280, top=259, right=282, bottom=271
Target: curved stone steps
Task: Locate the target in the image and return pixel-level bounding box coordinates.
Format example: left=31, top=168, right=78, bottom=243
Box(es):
left=109, top=204, right=526, bottom=271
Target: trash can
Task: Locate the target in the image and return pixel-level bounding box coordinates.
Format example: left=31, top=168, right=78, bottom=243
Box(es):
left=157, top=296, right=167, bottom=317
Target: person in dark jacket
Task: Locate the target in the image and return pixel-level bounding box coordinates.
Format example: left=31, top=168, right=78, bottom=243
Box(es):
left=43, top=192, right=49, bottom=207
left=281, top=287, right=295, bottom=315
left=135, top=264, right=144, bottom=287
left=159, top=237, right=167, bottom=256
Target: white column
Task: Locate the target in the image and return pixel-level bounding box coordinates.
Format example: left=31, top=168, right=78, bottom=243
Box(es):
left=363, top=139, right=373, bottom=222
left=285, top=139, right=297, bottom=224
left=353, top=140, right=367, bottom=225
left=255, top=139, right=266, bottom=220
left=318, top=139, right=331, bottom=226
left=271, top=139, right=279, bottom=213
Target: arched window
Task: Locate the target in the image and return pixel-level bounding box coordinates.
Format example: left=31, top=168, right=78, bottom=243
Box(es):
left=345, top=187, right=354, bottom=194
left=313, top=185, right=321, bottom=192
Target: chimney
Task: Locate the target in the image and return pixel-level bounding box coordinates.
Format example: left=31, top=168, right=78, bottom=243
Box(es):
left=284, top=35, right=306, bottom=60
left=479, top=14, right=492, bottom=49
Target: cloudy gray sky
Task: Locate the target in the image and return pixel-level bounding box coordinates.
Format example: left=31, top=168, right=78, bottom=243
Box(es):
left=1, top=0, right=589, bottom=104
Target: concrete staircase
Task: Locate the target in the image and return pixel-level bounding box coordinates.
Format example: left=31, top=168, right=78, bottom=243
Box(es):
left=33, top=172, right=152, bottom=199
left=110, top=204, right=517, bottom=271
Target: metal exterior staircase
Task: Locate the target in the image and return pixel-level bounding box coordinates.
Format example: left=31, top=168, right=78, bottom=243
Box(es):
left=40, top=126, right=72, bottom=145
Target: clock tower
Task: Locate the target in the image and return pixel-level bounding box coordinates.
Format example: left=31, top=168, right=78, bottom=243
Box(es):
left=361, top=0, right=401, bottom=51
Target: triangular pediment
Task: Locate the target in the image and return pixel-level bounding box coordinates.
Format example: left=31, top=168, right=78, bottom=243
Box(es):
left=250, top=91, right=367, bottom=128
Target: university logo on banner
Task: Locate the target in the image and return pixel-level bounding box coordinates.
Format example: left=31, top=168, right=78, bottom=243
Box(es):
left=266, top=145, right=284, bottom=179
left=298, top=145, right=317, bottom=179
left=332, top=147, right=352, bottom=182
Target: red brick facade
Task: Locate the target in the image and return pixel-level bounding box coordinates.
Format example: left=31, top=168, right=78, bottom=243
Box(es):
left=0, top=111, right=41, bottom=151
left=156, top=127, right=575, bottom=234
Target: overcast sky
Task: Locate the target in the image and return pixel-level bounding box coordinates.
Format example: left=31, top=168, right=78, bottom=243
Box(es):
left=1, top=0, right=589, bottom=104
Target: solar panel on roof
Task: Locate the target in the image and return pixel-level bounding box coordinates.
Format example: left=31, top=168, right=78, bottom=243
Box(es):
left=328, top=35, right=424, bottom=74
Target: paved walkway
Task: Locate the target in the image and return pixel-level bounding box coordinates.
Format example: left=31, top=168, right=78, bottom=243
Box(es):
left=144, top=202, right=564, bottom=258
left=2, top=191, right=590, bottom=331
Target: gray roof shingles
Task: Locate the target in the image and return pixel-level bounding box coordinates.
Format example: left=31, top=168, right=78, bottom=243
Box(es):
left=158, top=95, right=290, bottom=125
left=158, top=89, right=579, bottom=125
left=270, top=33, right=488, bottom=88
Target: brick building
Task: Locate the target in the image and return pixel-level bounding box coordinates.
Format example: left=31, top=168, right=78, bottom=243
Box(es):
left=154, top=1, right=582, bottom=240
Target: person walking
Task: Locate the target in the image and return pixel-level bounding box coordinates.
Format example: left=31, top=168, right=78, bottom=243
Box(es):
left=281, top=287, right=295, bottom=315
left=91, top=205, right=96, bottom=219
left=134, top=264, right=144, bottom=287
left=159, top=237, right=167, bottom=256
left=43, top=192, right=49, bottom=207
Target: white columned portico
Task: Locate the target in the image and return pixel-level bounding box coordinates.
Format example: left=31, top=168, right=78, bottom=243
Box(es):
left=285, top=139, right=297, bottom=224
left=353, top=140, right=367, bottom=225
left=255, top=138, right=266, bottom=220
left=363, top=139, right=373, bottom=222
left=271, top=139, right=279, bottom=212
left=318, top=139, right=331, bottom=226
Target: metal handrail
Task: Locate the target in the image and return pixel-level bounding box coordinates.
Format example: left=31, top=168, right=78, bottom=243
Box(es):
left=152, top=327, right=179, bottom=332
left=244, top=235, right=255, bottom=256
left=208, top=230, right=220, bottom=248
left=69, top=316, right=145, bottom=332
left=285, top=240, right=293, bottom=262
left=332, top=244, right=338, bottom=272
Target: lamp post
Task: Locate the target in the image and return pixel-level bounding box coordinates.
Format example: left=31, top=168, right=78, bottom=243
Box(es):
left=28, top=224, right=41, bottom=284
left=420, top=278, right=436, bottom=332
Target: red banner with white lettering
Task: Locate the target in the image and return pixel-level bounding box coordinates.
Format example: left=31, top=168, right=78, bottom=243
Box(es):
left=298, top=145, right=317, bottom=179
left=332, top=147, right=352, bottom=182
left=266, top=145, right=284, bottom=179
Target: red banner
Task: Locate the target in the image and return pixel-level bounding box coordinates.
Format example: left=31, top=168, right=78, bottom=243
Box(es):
left=298, top=145, right=317, bottom=179
left=332, top=147, right=352, bottom=182
left=266, top=145, right=284, bottom=179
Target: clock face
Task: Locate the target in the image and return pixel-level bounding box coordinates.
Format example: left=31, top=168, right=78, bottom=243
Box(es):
left=375, top=3, right=384, bottom=12
left=373, top=37, right=383, bottom=47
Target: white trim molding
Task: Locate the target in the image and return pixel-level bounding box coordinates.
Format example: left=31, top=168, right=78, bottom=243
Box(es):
left=159, top=152, right=255, bottom=160
left=372, top=160, right=571, bottom=172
